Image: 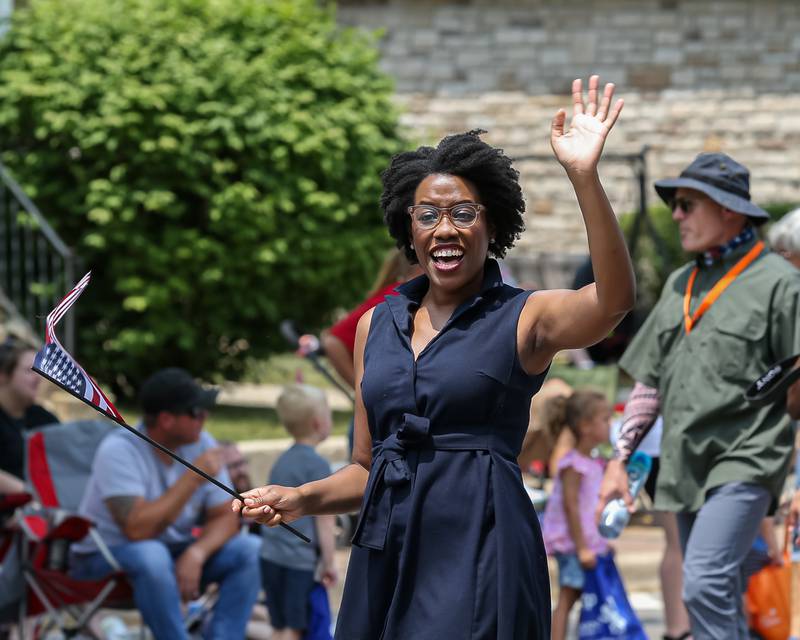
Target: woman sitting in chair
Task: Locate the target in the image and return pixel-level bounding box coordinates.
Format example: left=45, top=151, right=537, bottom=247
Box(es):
left=0, top=337, right=59, bottom=492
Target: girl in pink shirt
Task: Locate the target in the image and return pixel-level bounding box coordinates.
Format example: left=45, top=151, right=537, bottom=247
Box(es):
left=541, top=390, right=612, bottom=640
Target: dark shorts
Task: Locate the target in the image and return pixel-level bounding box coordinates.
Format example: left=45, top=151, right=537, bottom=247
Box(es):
left=643, top=456, right=660, bottom=503
left=260, top=558, right=316, bottom=630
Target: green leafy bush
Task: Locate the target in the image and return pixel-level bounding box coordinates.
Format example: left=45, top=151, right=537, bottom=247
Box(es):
left=763, top=202, right=797, bottom=221
left=0, top=0, right=404, bottom=393
left=620, top=205, right=687, bottom=310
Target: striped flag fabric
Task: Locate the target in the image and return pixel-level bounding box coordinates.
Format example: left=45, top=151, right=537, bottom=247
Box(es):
left=32, top=272, right=124, bottom=424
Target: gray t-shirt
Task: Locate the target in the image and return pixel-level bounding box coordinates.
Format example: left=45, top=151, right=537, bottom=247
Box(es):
left=73, top=427, right=232, bottom=553
left=260, top=443, right=331, bottom=571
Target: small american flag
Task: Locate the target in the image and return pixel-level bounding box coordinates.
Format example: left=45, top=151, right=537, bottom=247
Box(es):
left=32, top=272, right=124, bottom=423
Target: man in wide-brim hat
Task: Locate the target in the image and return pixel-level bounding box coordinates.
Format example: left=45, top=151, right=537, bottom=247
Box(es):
left=598, top=152, right=800, bottom=640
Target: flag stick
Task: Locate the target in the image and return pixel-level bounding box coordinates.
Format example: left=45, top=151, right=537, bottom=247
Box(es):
left=34, top=367, right=310, bottom=543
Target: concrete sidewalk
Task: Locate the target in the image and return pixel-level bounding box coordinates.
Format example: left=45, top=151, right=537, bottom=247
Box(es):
left=239, top=435, right=350, bottom=488
left=217, top=381, right=352, bottom=412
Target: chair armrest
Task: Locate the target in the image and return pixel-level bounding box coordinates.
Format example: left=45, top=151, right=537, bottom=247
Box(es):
left=46, top=514, right=92, bottom=542
left=0, top=492, right=32, bottom=513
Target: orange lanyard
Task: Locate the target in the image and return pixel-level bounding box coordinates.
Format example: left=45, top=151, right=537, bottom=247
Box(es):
left=683, top=241, right=764, bottom=334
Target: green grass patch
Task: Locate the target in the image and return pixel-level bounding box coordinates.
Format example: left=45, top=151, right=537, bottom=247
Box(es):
left=241, top=353, right=344, bottom=390
left=117, top=403, right=352, bottom=443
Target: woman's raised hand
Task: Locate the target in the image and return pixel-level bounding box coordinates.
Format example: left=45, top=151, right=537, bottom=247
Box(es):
left=232, top=484, right=306, bottom=527
left=550, top=75, right=623, bottom=176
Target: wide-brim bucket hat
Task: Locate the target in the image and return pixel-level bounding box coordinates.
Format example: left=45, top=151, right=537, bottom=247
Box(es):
left=654, top=152, right=770, bottom=225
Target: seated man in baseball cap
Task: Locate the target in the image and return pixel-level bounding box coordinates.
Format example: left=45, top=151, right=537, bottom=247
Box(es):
left=71, top=368, right=261, bottom=640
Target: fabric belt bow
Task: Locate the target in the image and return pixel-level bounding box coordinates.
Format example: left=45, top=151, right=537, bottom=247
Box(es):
left=351, top=412, right=430, bottom=550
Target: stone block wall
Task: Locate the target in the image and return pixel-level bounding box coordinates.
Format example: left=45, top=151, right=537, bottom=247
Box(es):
left=338, top=0, right=800, bottom=96
left=337, top=0, right=800, bottom=287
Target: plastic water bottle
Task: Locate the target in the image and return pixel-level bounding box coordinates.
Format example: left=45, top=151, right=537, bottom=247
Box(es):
left=598, top=451, right=652, bottom=539
left=185, top=598, right=207, bottom=635
left=99, top=615, right=130, bottom=640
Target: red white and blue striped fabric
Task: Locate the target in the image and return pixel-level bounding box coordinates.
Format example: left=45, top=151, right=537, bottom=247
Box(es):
left=32, top=272, right=124, bottom=423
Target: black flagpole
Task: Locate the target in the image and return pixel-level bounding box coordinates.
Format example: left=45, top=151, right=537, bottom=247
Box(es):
left=34, top=368, right=310, bottom=544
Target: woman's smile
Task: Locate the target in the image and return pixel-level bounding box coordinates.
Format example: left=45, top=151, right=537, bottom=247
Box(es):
left=430, top=243, right=465, bottom=272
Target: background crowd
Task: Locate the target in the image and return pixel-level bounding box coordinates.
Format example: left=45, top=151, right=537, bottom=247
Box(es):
left=0, top=1, right=799, bottom=639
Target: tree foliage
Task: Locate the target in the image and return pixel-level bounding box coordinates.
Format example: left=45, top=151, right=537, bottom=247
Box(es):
left=0, top=0, right=404, bottom=392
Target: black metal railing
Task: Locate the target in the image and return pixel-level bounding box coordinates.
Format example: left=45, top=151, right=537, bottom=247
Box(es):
left=0, top=161, right=76, bottom=351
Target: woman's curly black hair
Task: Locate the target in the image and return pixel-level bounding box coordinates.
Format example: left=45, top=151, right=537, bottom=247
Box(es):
left=381, top=130, right=525, bottom=263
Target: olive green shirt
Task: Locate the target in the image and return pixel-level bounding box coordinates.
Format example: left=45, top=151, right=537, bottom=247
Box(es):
left=620, top=239, right=800, bottom=512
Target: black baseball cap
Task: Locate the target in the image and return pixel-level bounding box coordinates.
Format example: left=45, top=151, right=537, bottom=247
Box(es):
left=139, top=367, right=219, bottom=415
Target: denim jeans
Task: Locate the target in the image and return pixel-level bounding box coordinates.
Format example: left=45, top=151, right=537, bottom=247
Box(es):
left=71, top=533, right=261, bottom=640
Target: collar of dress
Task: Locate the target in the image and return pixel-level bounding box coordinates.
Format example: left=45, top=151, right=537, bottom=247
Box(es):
left=385, top=258, right=506, bottom=337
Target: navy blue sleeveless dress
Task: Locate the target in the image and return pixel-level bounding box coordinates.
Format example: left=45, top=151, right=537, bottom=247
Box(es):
left=335, top=260, right=551, bottom=640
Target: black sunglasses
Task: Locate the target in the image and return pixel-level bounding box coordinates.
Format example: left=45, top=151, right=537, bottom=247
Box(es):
left=669, top=195, right=709, bottom=214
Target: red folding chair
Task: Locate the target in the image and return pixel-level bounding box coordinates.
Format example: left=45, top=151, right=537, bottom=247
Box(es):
left=16, top=419, right=134, bottom=639
left=0, top=492, right=31, bottom=629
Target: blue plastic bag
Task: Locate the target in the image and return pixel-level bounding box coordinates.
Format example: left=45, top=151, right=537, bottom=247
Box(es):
left=577, top=553, right=647, bottom=640
left=302, top=583, right=333, bottom=640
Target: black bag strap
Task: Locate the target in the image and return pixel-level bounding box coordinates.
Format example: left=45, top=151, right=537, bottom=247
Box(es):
left=744, top=353, right=800, bottom=406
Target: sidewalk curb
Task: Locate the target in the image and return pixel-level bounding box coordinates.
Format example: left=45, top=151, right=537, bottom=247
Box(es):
left=217, top=382, right=352, bottom=412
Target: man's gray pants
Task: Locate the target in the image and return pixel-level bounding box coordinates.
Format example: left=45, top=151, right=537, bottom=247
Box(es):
left=676, top=482, right=771, bottom=640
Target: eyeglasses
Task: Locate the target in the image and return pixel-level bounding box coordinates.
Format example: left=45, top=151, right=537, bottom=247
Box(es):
left=183, top=406, right=207, bottom=419
left=670, top=196, right=708, bottom=214
left=407, top=203, right=483, bottom=230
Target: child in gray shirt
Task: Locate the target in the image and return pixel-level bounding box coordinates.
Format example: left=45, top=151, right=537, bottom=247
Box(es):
left=260, top=384, right=337, bottom=640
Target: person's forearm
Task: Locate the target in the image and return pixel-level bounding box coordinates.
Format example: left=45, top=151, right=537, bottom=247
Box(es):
left=300, top=463, right=369, bottom=516
left=0, top=469, right=24, bottom=494
left=517, top=430, right=543, bottom=469
left=759, top=517, right=779, bottom=550
left=564, top=504, right=588, bottom=552
left=787, top=378, right=800, bottom=419
left=570, top=172, right=635, bottom=318
left=190, top=510, right=239, bottom=560
left=616, top=382, right=661, bottom=462
left=315, top=514, right=337, bottom=565
left=321, top=332, right=355, bottom=388
left=124, top=472, right=204, bottom=540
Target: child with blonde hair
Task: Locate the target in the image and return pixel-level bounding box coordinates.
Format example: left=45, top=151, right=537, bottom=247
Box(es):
left=540, top=389, right=612, bottom=640
left=260, top=385, right=337, bottom=640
